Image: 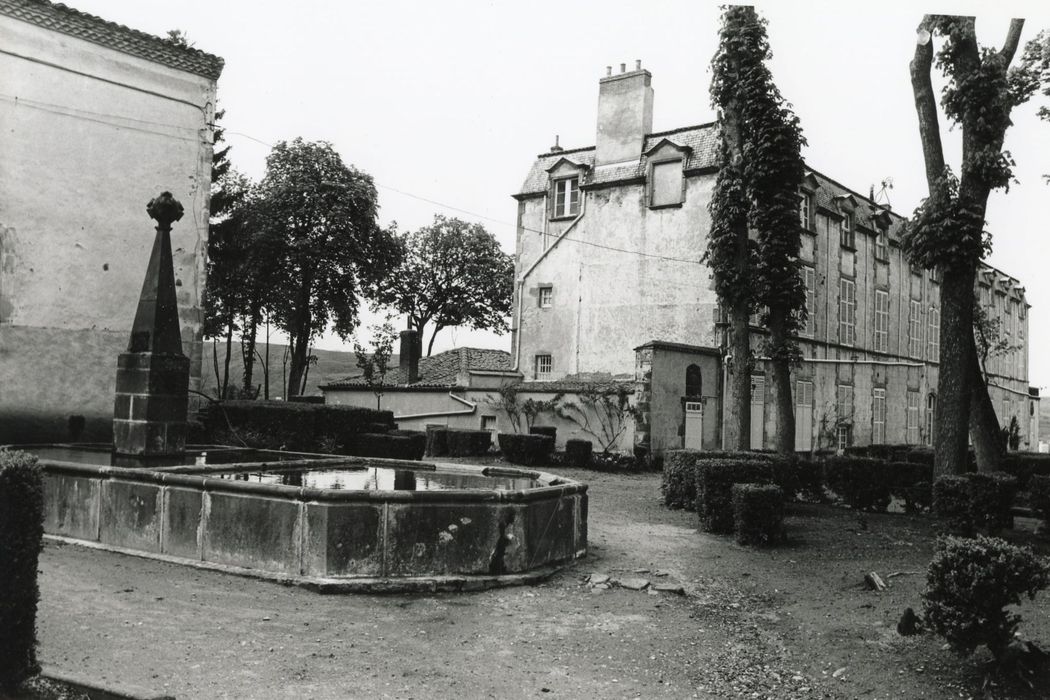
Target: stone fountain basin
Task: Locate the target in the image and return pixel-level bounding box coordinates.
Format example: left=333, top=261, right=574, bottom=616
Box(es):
left=28, top=445, right=588, bottom=592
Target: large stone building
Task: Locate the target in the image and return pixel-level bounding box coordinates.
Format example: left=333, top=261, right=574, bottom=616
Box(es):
left=0, top=0, right=223, bottom=442
left=512, top=64, right=1037, bottom=456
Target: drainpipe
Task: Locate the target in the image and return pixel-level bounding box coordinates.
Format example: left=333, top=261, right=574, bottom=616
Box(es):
left=393, top=392, right=477, bottom=421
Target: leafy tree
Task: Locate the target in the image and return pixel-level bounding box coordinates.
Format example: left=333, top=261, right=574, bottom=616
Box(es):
left=904, top=16, right=1043, bottom=475
left=372, top=215, right=513, bottom=356
left=253, top=138, right=400, bottom=397
left=709, top=6, right=806, bottom=454
left=353, top=320, right=397, bottom=410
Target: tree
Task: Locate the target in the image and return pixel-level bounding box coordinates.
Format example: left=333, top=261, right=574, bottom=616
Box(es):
left=353, top=320, right=397, bottom=410
left=709, top=6, right=806, bottom=454
left=904, top=16, right=1042, bottom=475
left=252, top=138, right=400, bottom=397
left=371, top=215, right=513, bottom=356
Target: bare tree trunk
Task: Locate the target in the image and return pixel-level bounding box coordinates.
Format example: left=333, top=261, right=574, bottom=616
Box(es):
left=241, top=307, right=260, bottom=395
left=768, top=309, right=795, bottom=455
left=969, top=332, right=1005, bottom=471
left=263, top=316, right=271, bottom=400
left=935, top=263, right=976, bottom=476
left=211, top=338, right=221, bottom=399
left=724, top=306, right=752, bottom=451
left=221, top=320, right=233, bottom=399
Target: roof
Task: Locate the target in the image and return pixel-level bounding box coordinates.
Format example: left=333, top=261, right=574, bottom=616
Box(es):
left=321, top=347, right=513, bottom=390
left=516, top=373, right=634, bottom=394
left=515, top=122, right=719, bottom=196
left=0, top=0, right=224, bottom=80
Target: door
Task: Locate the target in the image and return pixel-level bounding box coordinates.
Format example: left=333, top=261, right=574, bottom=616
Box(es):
left=794, top=380, right=814, bottom=451
left=750, top=375, right=765, bottom=450
left=684, top=401, right=704, bottom=450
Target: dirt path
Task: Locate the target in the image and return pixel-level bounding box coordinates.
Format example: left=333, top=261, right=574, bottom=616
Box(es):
left=36, top=470, right=1050, bottom=699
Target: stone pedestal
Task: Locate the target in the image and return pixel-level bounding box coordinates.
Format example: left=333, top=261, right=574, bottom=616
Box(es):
left=112, top=192, right=190, bottom=458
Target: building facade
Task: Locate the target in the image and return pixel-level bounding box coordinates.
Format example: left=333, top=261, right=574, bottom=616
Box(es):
left=513, top=64, right=1037, bottom=456
left=0, top=0, right=223, bottom=442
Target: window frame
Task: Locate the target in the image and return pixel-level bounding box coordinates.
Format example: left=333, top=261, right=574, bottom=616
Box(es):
left=551, top=176, right=580, bottom=219
left=538, top=286, right=553, bottom=308
left=907, top=391, right=920, bottom=444
left=926, top=394, right=936, bottom=446
left=648, top=158, right=685, bottom=209
left=927, top=307, right=940, bottom=362
left=836, top=384, right=854, bottom=423
left=873, top=388, right=887, bottom=444
left=839, top=278, right=856, bottom=346
left=909, top=300, right=923, bottom=359
left=874, top=228, right=889, bottom=261
left=874, top=289, right=889, bottom=353
left=800, top=266, right=816, bottom=337
left=534, top=354, right=552, bottom=380
left=839, top=216, right=855, bottom=249
left=799, top=192, right=811, bottom=230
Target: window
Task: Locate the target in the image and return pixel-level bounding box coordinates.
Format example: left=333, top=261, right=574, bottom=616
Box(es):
left=930, top=266, right=941, bottom=283
left=926, top=394, right=936, bottom=446
left=538, top=286, right=553, bottom=308
left=686, top=364, right=702, bottom=397
left=928, top=308, right=940, bottom=361
left=839, top=217, right=855, bottom=249
left=874, top=290, right=889, bottom=353
left=796, top=380, right=814, bottom=408
left=650, top=160, right=683, bottom=207
left=837, top=424, right=852, bottom=450
left=534, top=354, right=552, bottom=379
left=552, top=177, right=580, bottom=218
left=839, top=279, right=856, bottom=346
left=481, top=415, right=497, bottom=432
left=799, top=193, right=811, bottom=230
left=907, top=391, right=920, bottom=444
left=801, top=267, right=816, bottom=336
left=874, top=229, right=889, bottom=261
left=909, top=300, right=923, bottom=358
left=873, top=388, right=887, bottom=444
left=1002, top=398, right=1010, bottom=428
left=836, top=384, right=854, bottom=422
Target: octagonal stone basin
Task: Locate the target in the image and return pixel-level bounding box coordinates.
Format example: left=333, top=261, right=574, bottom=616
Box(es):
left=22, top=445, right=588, bottom=592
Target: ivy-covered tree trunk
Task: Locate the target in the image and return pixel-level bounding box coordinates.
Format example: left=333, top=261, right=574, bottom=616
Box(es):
left=768, top=309, right=796, bottom=455
left=241, top=308, right=259, bottom=395
left=725, top=305, right=752, bottom=451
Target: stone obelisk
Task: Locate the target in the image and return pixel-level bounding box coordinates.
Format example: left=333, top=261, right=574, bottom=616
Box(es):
left=112, top=192, right=190, bottom=458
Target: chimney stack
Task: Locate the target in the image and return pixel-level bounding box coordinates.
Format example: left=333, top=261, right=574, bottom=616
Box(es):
left=595, top=61, right=653, bottom=166
left=399, top=329, right=420, bottom=384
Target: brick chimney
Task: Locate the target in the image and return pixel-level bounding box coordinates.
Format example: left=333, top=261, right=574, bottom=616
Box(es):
left=596, top=60, right=653, bottom=166
left=399, top=329, right=420, bottom=384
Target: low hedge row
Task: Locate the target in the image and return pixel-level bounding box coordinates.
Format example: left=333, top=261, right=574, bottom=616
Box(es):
left=529, top=426, right=557, bottom=440
left=0, top=449, right=44, bottom=690
left=933, top=472, right=1018, bottom=536
left=498, top=433, right=554, bottom=466
left=565, top=439, right=592, bottom=468
left=1030, top=475, right=1050, bottom=530
left=696, top=459, right=776, bottom=534
left=662, top=450, right=779, bottom=510
left=341, top=430, right=426, bottom=461
left=1000, top=453, right=1050, bottom=490
left=424, top=427, right=493, bottom=457
left=203, top=401, right=395, bottom=453
left=823, top=457, right=934, bottom=513
left=731, top=484, right=785, bottom=546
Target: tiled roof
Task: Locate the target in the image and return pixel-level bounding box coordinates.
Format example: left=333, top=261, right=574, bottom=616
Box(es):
left=806, top=167, right=906, bottom=243
left=0, top=0, right=224, bottom=80
left=516, top=123, right=719, bottom=196
left=322, top=348, right=512, bottom=390
left=517, top=373, right=634, bottom=393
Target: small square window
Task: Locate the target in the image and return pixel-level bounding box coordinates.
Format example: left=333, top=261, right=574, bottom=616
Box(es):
left=552, top=177, right=580, bottom=218
left=538, top=286, right=553, bottom=308
left=481, top=415, right=497, bottom=432
left=535, top=354, right=552, bottom=379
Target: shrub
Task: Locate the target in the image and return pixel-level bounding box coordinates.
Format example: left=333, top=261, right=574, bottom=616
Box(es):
left=662, top=450, right=779, bottom=511
left=696, top=459, right=774, bottom=534
left=922, top=536, right=1049, bottom=662
left=793, top=458, right=826, bottom=502
left=342, top=431, right=426, bottom=460
left=933, top=475, right=976, bottom=536
left=445, top=429, right=494, bottom=457
left=967, top=471, right=1018, bottom=534
left=904, top=447, right=936, bottom=467
left=565, top=439, right=592, bottom=468
left=0, top=449, right=44, bottom=690
left=1000, top=453, right=1050, bottom=490
left=497, top=433, right=554, bottom=466
left=589, top=451, right=643, bottom=472
left=824, top=457, right=892, bottom=512
left=889, top=461, right=934, bottom=513
left=1030, top=475, right=1050, bottom=526
left=529, top=426, right=557, bottom=441
left=424, top=426, right=449, bottom=457
left=204, top=400, right=395, bottom=452
left=731, top=484, right=785, bottom=546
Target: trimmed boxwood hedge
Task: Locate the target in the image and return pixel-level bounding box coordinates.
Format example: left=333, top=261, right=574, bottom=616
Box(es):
left=933, top=472, right=1018, bottom=536
left=0, top=449, right=44, bottom=690
left=341, top=430, right=426, bottom=461
left=696, top=459, right=775, bottom=534
left=565, top=439, right=593, bottom=468
left=529, top=426, right=557, bottom=440
left=824, top=456, right=893, bottom=512
left=204, top=400, right=395, bottom=453
left=498, top=433, right=554, bottom=466
left=662, top=450, right=779, bottom=511
left=446, top=429, right=494, bottom=457
left=425, top=425, right=449, bottom=457
left=731, top=483, right=785, bottom=546
left=1030, top=475, right=1050, bottom=530
left=1000, top=453, right=1050, bottom=490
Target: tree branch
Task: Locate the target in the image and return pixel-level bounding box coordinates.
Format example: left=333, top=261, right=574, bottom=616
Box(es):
left=1001, top=18, right=1025, bottom=64
left=910, top=15, right=946, bottom=190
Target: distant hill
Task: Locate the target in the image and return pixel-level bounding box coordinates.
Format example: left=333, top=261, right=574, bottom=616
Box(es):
left=198, top=342, right=373, bottom=399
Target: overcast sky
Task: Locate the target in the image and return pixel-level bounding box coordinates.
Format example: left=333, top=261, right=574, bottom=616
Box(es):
left=71, top=0, right=1050, bottom=388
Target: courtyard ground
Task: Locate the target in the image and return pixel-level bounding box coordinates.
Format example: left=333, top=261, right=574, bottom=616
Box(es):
left=35, top=467, right=1050, bottom=700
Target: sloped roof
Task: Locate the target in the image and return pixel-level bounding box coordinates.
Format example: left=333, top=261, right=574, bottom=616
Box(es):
left=322, top=347, right=512, bottom=390
left=516, top=123, right=719, bottom=196
left=0, top=0, right=224, bottom=80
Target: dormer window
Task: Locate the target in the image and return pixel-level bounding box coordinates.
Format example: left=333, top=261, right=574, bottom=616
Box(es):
left=649, top=159, right=684, bottom=207
left=553, top=177, right=580, bottom=218
left=875, top=228, right=889, bottom=261
left=839, top=216, right=855, bottom=249
left=799, top=193, right=811, bottom=230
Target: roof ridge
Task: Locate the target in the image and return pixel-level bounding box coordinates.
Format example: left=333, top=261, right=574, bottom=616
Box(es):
left=0, top=0, right=224, bottom=79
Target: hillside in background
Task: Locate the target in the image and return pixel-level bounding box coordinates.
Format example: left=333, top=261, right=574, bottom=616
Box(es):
left=198, top=342, right=371, bottom=399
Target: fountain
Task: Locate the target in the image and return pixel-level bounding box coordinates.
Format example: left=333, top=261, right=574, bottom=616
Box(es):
left=14, top=193, right=587, bottom=592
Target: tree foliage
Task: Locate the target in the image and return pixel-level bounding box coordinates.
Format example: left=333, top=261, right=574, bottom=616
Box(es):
left=253, top=138, right=400, bottom=396
left=371, top=215, right=513, bottom=356
left=353, top=320, right=397, bottom=410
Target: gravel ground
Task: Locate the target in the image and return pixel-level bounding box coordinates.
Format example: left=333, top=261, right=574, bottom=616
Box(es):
left=34, top=468, right=1050, bottom=699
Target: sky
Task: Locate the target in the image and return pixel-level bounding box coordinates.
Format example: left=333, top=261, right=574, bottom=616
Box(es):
left=69, top=0, right=1050, bottom=388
